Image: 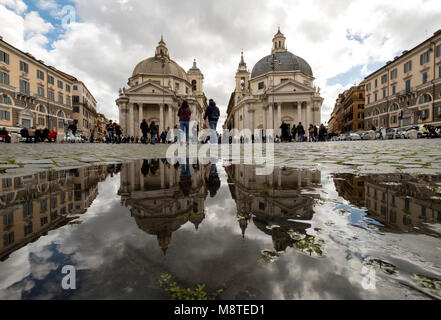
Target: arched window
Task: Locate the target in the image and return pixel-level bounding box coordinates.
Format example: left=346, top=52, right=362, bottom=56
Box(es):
left=389, top=103, right=399, bottom=112
left=373, top=108, right=380, bottom=116
left=57, top=111, right=65, bottom=118
left=279, top=41, right=281, bottom=48
left=418, top=93, right=432, bottom=104
left=37, top=105, right=47, bottom=113
left=191, top=80, right=197, bottom=92
left=0, top=94, right=12, bottom=105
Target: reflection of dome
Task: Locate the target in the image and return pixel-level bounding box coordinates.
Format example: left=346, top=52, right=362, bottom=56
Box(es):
left=132, top=57, right=189, bottom=81
left=251, top=51, right=313, bottom=79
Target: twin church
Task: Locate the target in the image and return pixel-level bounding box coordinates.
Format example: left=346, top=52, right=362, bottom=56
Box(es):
left=116, top=29, right=323, bottom=138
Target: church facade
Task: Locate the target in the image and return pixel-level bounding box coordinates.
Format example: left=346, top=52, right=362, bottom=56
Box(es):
left=116, top=37, right=207, bottom=138
left=224, top=29, right=324, bottom=137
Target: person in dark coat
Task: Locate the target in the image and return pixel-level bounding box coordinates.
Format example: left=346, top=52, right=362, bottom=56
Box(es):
left=280, top=121, right=290, bottom=142
left=291, top=124, right=297, bottom=142
left=140, top=119, right=149, bottom=143
left=204, top=99, right=220, bottom=144
left=150, top=121, right=158, bottom=144
left=297, top=122, right=305, bottom=142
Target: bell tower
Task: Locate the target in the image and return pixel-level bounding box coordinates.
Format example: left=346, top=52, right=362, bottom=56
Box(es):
left=188, top=59, right=204, bottom=95
left=272, top=27, right=287, bottom=54
left=155, top=35, right=170, bottom=59
left=235, top=51, right=250, bottom=93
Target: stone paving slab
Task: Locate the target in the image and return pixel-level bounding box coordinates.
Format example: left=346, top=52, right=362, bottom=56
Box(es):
left=0, top=140, right=440, bottom=176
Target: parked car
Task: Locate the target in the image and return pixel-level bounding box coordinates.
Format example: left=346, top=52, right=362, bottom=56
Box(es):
left=65, top=131, right=84, bottom=143
left=347, top=133, right=361, bottom=141
left=337, top=134, right=348, bottom=141
left=386, top=128, right=405, bottom=140
left=404, top=125, right=425, bottom=139
left=360, top=132, right=370, bottom=140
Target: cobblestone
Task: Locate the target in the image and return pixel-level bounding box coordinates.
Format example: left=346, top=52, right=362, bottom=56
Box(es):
left=0, top=140, right=440, bottom=175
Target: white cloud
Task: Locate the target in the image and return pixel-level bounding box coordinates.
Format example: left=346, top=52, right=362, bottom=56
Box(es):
left=0, top=0, right=27, bottom=14
left=1, top=0, right=441, bottom=124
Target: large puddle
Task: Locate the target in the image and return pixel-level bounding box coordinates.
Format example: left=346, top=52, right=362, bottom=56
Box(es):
left=0, top=160, right=440, bottom=300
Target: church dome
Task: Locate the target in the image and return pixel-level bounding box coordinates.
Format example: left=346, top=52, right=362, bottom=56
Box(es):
left=132, top=36, right=189, bottom=82
left=132, top=57, right=189, bottom=82
left=251, top=51, right=313, bottom=79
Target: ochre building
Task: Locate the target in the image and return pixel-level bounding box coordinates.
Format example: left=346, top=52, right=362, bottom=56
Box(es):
left=364, top=29, right=441, bottom=129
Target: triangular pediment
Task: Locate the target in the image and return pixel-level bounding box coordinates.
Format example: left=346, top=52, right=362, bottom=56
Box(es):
left=268, top=79, right=313, bottom=94
left=126, top=81, right=175, bottom=95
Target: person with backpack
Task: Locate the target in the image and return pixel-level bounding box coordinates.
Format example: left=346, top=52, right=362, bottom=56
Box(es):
left=204, top=99, right=220, bottom=144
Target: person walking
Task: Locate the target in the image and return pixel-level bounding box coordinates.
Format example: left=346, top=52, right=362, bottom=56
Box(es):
left=319, top=124, right=326, bottom=142
left=28, top=127, right=36, bottom=143
left=106, top=120, right=115, bottom=143
left=313, top=125, right=318, bottom=142
left=204, top=99, right=220, bottom=144
left=140, top=119, right=149, bottom=144
left=48, top=129, right=57, bottom=143
left=150, top=121, right=158, bottom=144
left=297, top=122, right=305, bottom=142
left=291, top=124, right=297, bottom=142
left=178, top=100, right=192, bottom=144
left=280, top=121, right=290, bottom=142
left=0, top=127, right=11, bottom=143
left=115, top=123, right=122, bottom=143
left=42, top=128, right=49, bottom=142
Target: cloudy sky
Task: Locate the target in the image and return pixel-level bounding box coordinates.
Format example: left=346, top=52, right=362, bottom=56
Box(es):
left=1, top=0, right=441, bottom=125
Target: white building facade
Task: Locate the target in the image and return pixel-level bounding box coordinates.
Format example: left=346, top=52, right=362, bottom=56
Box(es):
left=224, top=29, right=324, bottom=137
left=116, top=37, right=207, bottom=138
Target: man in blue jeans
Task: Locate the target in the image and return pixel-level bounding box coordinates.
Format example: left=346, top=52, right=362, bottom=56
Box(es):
left=178, top=100, right=191, bottom=144
left=204, top=99, right=220, bottom=144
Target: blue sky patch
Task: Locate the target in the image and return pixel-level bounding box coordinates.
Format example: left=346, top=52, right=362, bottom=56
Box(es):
left=23, top=0, right=77, bottom=49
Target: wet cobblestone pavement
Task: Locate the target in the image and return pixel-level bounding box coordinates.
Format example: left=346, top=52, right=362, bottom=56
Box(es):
left=0, top=141, right=441, bottom=300
left=1, top=140, right=441, bottom=175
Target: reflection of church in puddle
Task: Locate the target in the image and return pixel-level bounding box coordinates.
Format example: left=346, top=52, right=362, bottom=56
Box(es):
left=0, top=166, right=115, bottom=261
left=225, top=165, right=321, bottom=252
left=118, top=159, right=214, bottom=254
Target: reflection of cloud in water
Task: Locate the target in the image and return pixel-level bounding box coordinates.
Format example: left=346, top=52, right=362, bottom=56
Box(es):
left=0, top=162, right=440, bottom=299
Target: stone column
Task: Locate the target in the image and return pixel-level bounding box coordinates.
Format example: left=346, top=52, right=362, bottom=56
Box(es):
left=306, top=101, right=311, bottom=134
left=277, top=103, right=282, bottom=136
left=159, top=104, right=164, bottom=133
left=244, top=105, right=249, bottom=129
left=263, top=106, right=267, bottom=132
left=249, top=109, right=255, bottom=132
left=138, top=104, right=143, bottom=137
left=129, top=104, right=134, bottom=137
left=268, top=104, right=274, bottom=130
left=168, top=105, right=173, bottom=130
left=297, top=102, right=302, bottom=126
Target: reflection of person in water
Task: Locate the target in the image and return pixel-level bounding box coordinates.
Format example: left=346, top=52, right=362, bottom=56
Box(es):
left=150, top=159, right=160, bottom=175
left=179, top=158, right=192, bottom=197
left=141, top=160, right=150, bottom=176
left=205, top=163, right=221, bottom=198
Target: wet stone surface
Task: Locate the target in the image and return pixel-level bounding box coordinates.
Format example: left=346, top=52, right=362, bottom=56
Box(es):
left=0, top=140, right=440, bottom=300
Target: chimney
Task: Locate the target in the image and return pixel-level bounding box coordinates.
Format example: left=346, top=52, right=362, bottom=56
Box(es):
left=434, top=30, right=441, bottom=36
left=402, top=50, right=408, bottom=55
left=0, top=35, right=3, bottom=41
